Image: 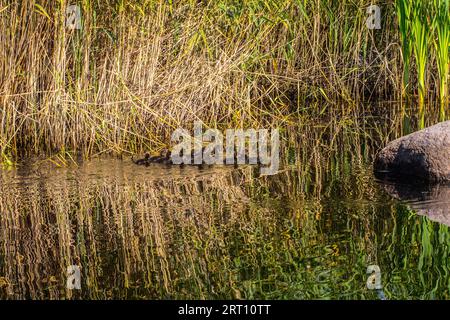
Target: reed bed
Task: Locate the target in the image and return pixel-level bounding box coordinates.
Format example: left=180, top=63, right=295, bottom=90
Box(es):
left=0, top=0, right=398, bottom=161
left=396, top=0, right=413, bottom=94
left=433, top=0, right=450, bottom=120
left=0, top=0, right=448, bottom=161
left=396, top=0, right=449, bottom=126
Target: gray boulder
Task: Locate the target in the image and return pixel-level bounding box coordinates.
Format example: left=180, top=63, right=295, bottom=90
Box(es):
left=374, top=121, right=450, bottom=183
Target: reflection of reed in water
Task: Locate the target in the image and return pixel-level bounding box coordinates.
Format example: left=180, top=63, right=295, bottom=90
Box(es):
left=0, top=160, right=439, bottom=300
left=0, top=165, right=253, bottom=299
left=0, top=160, right=363, bottom=299
left=1, top=115, right=449, bottom=299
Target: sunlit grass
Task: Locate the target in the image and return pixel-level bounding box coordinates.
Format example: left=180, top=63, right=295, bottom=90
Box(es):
left=433, top=0, right=449, bottom=121
left=396, top=0, right=413, bottom=95
left=0, top=0, right=400, bottom=161
left=396, top=0, right=449, bottom=125
left=411, top=1, right=430, bottom=128
left=0, top=0, right=447, bottom=161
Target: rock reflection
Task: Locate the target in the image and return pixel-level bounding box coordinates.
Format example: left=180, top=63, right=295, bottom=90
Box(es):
left=377, top=180, right=450, bottom=226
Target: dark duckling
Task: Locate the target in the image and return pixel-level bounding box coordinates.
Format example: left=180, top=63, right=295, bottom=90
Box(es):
left=132, top=149, right=172, bottom=166
left=133, top=147, right=260, bottom=167
left=132, top=153, right=151, bottom=165
left=149, top=148, right=172, bottom=164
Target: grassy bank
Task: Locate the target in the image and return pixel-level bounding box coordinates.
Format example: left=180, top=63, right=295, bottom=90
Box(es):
left=0, top=0, right=448, bottom=161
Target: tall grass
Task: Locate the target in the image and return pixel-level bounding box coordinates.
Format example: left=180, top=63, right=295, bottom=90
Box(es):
left=433, top=0, right=450, bottom=121
left=0, top=0, right=401, bottom=159
left=396, top=0, right=412, bottom=95
left=396, top=0, right=449, bottom=126
left=0, top=0, right=446, bottom=160
left=411, top=1, right=430, bottom=128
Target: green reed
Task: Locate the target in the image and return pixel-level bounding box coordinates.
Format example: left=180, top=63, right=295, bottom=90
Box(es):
left=396, top=0, right=449, bottom=125
left=396, top=0, right=413, bottom=95
left=433, top=0, right=450, bottom=121
left=411, top=1, right=431, bottom=128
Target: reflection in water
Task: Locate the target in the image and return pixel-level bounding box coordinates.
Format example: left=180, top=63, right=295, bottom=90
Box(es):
left=0, top=114, right=449, bottom=300
left=377, top=181, right=450, bottom=226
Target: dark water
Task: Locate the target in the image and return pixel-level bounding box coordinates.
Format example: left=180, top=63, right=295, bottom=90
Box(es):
left=0, top=116, right=449, bottom=300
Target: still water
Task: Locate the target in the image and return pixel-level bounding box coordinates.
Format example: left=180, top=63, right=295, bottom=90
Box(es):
left=0, top=116, right=449, bottom=300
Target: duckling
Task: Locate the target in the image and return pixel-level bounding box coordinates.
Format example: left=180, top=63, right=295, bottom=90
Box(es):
left=142, top=149, right=170, bottom=164
left=132, top=149, right=170, bottom=165
left=133, top=147, right=260, bottom=167
left=151, top=148, right=172, bottom=164
left=132, top=153, right=150, bottom=165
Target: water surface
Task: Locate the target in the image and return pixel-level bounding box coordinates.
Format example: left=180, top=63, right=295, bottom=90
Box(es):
left=1, top=114, right=449, bottom=300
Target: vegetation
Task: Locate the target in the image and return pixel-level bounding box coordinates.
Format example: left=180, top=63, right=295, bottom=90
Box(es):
left=1, top=1, right=448, bottom=301
left=0, top=0, right=448, bottom=161
left=433, top=0, right=450, bottom=121
left=410, top=1, right=430, bottom=128
left=395, top=0, right=412, bottom=95
left=396, top=0, right=449, bottom=127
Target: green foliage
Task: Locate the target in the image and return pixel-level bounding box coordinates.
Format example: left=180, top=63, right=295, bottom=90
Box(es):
left=395, top=0, right=412, bottom=93
left=433, top=0, right=450, bottom=120
left=0, top=0, right=447, bottom=158
left=396, top=0, right=449, bottom=126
